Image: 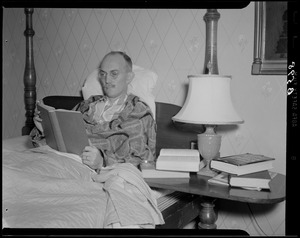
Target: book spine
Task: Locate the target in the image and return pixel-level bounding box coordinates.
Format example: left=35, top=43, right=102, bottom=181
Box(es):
left=49, top=111, right=67, bottom=152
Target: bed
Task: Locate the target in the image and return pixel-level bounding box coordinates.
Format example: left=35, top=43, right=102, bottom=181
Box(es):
left=3, top=8, right=203, bottom=230
left=3, top=102, right=202, bottom=230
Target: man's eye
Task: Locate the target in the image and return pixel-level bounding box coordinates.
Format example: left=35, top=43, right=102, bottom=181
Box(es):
left=111, top=71, right=119, bottom=78
left=99, top=72, right=106, bottom=77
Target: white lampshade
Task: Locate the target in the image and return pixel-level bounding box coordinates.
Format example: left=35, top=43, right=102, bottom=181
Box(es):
left=172, top=75, right=244, bottom=125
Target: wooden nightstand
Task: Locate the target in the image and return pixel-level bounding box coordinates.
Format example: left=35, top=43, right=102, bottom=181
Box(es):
left=146, top=172, right=286, bottom=229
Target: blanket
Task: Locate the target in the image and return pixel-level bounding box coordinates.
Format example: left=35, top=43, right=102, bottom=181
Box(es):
left=93, top=163, right=164, bottom=228
left=3, top=146, right=164, bottom=228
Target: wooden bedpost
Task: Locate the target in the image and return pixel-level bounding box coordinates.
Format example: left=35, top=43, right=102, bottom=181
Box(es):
left=22, top=8, right=37, bottom=135
left=203, top=9, right=220, bottom=74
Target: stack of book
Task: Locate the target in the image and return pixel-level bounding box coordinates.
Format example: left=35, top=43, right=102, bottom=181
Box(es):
left=208, top=153, right=276, bottom=190
left=142, top=148, right=205, bottom=178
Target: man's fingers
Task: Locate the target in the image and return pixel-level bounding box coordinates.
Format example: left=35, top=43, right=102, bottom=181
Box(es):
left=82, top=151, right=92, bottom=158
left=83, top=146, right=98, bottom=155
left=34, top=116, right=42, bottom=122
left=83, top=146, right=92, bottom=152
left=82, top=158, right=92, bottom=166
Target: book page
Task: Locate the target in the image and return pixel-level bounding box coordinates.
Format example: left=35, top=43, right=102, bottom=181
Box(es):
left=159, top=148, right=199, bottom=157
left=157, top=156, right=199, bottom=163
left=37, top=102, right=55, bottom=111
left=208, top=172, right=229, bottom=186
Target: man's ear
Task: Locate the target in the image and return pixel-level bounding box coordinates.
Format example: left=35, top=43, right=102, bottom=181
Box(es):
left=126, top=71, right=135, bottom=84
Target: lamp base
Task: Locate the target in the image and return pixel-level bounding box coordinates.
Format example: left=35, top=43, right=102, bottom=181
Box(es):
left=197, top=125, right=221, bottom=178
left=197, top=166, right=218, bottom=177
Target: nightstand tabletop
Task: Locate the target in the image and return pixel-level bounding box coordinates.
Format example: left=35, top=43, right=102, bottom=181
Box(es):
left=145, top=173, right=286, bottom=204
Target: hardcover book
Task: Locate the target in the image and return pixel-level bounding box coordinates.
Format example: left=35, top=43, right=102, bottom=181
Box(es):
left=210, top=153, right=275, bottom=176
left=156, top=149, right=201, bottom=172
left=229, top=170, right=271, bottom=190
left=38, top=102, right=89, bottom=155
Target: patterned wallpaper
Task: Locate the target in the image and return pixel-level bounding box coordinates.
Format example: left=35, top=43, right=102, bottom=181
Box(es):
left=2, top=3, right=286, bottom=235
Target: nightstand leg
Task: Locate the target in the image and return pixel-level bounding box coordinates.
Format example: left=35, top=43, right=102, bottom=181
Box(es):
left=198, top=198, right=218, bottom=229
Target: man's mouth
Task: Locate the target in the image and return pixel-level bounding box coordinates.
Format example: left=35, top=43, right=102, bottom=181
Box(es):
left=105, top=84, right=115, bottom=89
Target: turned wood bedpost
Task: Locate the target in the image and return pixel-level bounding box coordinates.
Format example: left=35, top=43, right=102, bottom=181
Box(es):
left=203, top=9, right=220, bottom=74
left=22, top=8, right=37, bottom=135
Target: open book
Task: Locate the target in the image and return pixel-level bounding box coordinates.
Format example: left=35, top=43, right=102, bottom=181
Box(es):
left=37, top=102, right=89, bottom=155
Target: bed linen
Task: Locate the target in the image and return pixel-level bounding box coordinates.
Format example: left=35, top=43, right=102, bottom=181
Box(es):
left=2, top=135, right=34, bottom=152
left=2, top=142, right=164, bottom=228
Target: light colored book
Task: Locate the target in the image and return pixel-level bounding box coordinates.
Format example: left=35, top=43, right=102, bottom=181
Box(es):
left=156, top=149, right=200, bottom=172
left=229, top=170, right=271, bottom=190
left=142, top=168, right=190, bottom=178
left=38, top=102, right=89, bottom=155
left=210, top=153, right=275, bottom=176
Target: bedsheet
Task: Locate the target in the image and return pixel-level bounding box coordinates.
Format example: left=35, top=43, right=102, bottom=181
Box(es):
left=3, top=146, right=106, bottom=228
left=93, top=163, right=164, bottom=228
left=2, top=144, right=164, bottom=228
left=2, top=135, right=33, bottom=152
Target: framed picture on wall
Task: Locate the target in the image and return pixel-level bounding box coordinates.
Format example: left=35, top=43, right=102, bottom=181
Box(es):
left=252, top=2, right=287, bottom=75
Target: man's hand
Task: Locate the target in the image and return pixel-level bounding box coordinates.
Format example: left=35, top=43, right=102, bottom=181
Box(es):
left=82, top=145, right=103, bottom=170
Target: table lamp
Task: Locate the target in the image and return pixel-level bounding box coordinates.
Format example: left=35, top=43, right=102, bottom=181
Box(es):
left=172, top=74, right=244, bottom=177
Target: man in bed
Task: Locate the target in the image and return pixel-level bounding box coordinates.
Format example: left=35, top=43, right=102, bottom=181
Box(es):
left=75, top=51, right=156, bottom=172
left=32, top=51, right=156, bottom=173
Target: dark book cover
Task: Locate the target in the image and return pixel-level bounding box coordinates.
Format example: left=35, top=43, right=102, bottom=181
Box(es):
left=214, top=153, right=275, bottom=166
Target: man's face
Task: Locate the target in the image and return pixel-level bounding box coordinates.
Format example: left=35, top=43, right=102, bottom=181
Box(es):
left=98, top=54, right=132, bottom=100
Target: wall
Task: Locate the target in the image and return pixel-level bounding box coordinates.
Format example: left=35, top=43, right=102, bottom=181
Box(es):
left=2, top=3, right=286, bottom=235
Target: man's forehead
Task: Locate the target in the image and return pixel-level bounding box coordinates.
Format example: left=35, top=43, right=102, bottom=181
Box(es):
left=100, top=54, right=126, bottom=71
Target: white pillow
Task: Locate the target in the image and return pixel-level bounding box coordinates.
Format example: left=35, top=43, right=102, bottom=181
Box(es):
left=82, top=65, right=157, bottom=118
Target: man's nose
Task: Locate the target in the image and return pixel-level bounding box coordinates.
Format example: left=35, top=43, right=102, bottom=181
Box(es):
left=105, top=74, right=113, bottom=83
